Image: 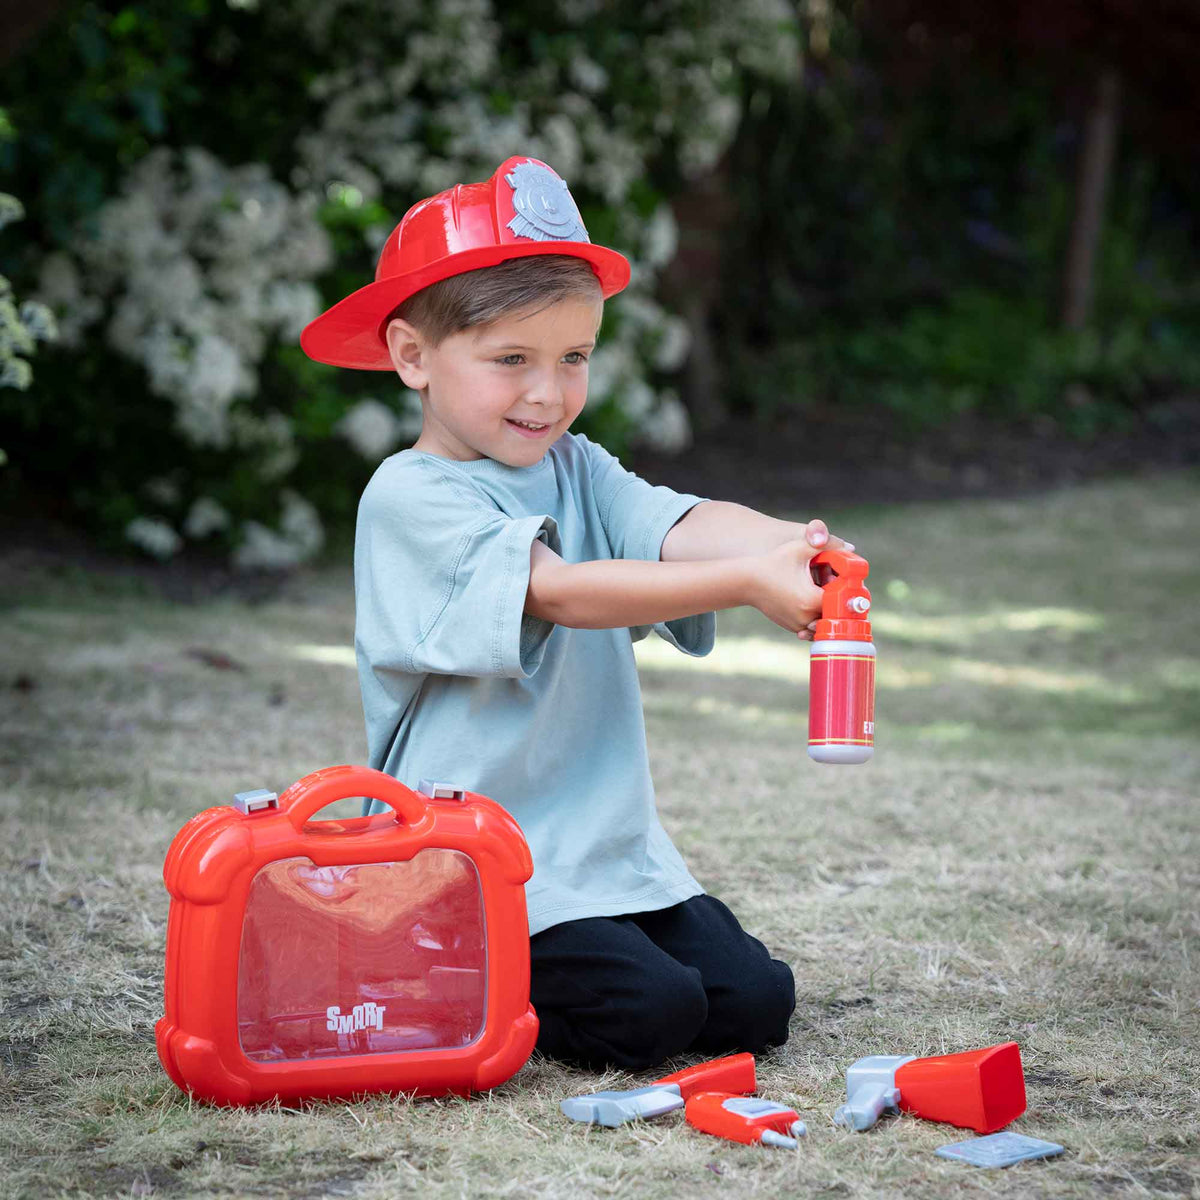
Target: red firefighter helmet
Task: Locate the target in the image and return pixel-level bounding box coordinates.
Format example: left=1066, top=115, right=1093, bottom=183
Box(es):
left=300, top=156, right=631, bottom=371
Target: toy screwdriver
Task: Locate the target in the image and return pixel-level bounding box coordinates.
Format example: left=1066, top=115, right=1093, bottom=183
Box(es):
left=686, top=1091, right=807, bottom=1149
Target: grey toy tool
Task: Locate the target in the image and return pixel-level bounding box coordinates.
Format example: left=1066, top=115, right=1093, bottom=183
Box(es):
left=936, top=1132, right=1064, bottom=1168
left=560, top=1084, right=685, bottom=1127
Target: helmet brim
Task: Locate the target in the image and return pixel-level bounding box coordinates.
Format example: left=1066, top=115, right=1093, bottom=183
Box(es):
left=300, top=241, right=630, bottom=371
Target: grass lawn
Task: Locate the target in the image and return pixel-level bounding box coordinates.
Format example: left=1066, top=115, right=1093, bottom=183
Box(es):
left=2, top=471, right=1198, bottom=1199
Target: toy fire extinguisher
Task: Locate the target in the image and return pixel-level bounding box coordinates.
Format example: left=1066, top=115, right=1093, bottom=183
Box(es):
left=808, top=549, right=875, bottom=764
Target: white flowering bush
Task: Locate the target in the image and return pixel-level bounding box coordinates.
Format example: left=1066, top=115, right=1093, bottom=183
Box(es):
left=38, top=149, right=330, bottom=454
left=8, top=0, right=800, bottom=564
left=30, top=149, right=334, bottom=564
left=289, top=0, right=799, bottom=458
left=0, top=194, right=57, bottom=394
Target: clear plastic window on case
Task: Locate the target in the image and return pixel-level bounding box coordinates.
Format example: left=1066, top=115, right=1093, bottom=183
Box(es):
left=237, top=850, right=487, bottom=1062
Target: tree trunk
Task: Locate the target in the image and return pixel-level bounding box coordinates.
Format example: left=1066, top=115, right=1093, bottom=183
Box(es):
left=1061, top=65, right=1122, bottom=331
left=660, top=164, right=736, bottom=434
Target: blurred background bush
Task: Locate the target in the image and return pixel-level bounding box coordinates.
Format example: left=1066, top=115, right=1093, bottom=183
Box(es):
left=1, top=0, right=1197, bottom=565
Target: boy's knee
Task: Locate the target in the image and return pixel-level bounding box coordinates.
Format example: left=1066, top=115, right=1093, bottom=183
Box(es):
left=703, top=955, right=796, bottom=1053
left=748, top=956, right=797, bottom=1047
left=536, top=956, right=709, bottom=1071
left=609, top=962, right=709, bottom=1069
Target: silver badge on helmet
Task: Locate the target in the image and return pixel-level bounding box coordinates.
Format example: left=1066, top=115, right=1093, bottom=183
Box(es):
left=505, top=161, right=590, bottom=243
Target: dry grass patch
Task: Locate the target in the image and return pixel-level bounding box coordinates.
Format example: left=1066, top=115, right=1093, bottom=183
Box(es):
left=2, top=473, right=1198, bottom=1198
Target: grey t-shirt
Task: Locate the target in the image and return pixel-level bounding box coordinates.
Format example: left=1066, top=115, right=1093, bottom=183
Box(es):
left=354, top=432, right=715, bottom=935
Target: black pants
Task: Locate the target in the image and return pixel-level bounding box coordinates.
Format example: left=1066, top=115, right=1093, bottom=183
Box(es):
left=529, top=894, right=795, bottom=1070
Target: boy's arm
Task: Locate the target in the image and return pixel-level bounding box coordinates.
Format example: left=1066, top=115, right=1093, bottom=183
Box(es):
left=659, top=500, right=850, bottom=562
left=525, top=536, right=828, bottom=636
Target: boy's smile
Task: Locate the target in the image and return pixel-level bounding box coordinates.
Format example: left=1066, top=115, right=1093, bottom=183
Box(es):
left=386, top=296, right=603, bottom=467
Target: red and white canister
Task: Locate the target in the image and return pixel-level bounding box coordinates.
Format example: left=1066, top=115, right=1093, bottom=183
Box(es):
left=808, top=549, right=875, bottom=764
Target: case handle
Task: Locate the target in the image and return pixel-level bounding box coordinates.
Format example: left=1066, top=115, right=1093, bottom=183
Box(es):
left=278, top=764, right=427, bottom=830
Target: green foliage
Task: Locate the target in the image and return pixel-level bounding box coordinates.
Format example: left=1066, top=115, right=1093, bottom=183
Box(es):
left=758, top=291, right=1200, bottom=435
left=1, top=0, right=796, bottom=562
left=4, top=0, right=1197, bottom=562
left=717, top=5, right=1200, bottom=434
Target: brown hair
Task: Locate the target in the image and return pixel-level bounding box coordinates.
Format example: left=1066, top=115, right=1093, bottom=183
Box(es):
left=386, top=254, right=602, bottom=346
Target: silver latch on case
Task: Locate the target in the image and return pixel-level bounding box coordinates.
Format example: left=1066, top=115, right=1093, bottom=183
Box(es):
left=417, top=779, right=466, bottom=801
left=233, top=788, right=279, bottom=815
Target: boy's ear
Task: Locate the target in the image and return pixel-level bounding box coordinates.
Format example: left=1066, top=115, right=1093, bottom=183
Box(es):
left=385, top=318, right=429, bottom=390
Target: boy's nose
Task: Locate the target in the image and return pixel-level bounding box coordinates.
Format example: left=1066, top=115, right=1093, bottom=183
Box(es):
left=525, top=371, right=562, bottom=407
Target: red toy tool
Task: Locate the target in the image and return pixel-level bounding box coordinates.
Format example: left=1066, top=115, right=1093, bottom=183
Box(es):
left=561, top=1054, right=758, bottom=1127
left=653, top=1052, right=757, bottom=1099
left=808, top=549, right=875, bottom=764
left=834, top=1042, right=1027, bottom=1134
left=686, top=1091, right=807, bottom=1149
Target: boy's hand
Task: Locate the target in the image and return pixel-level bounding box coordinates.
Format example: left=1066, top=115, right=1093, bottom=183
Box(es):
left=750, top=519, right=852, bottom=639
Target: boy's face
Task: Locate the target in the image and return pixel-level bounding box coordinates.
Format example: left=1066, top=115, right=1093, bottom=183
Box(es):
left=387, top=296, right=603, bottom=467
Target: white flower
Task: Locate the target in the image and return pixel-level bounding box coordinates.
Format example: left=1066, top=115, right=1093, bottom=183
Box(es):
left=643, top=205, right=679, bottom=269
left=125, top=516, right=183, bottom=560
left=569, top=55, right=609, bottom=94
left=533, top=113, right=583, bottom=182
left=0, top=357, right=32, bottom=390
left=261, top=281, right=322, bottom=340
left=337, top=398, right=405, bottom=461
left=184, top=497, right=231, bottom=538
left=0, top=193, right=25, bottom=230
left=653, top=315, right=691, bottom=372
left=164, top=332, right=248, bottom=447
left=614, top=293, right=663, bottom=333
left=17, top=301, right=58, bottom=343
left=619, top=377, right=656, bottom=420
left=679, top=92, right=741, bottom=177
left=636, top=389, right=692, bottom=453
left=585, top=344, right=634, bottom=402
left=0, top=291, right=34, bottom=357
left=232, top=490, right=324, bottom=570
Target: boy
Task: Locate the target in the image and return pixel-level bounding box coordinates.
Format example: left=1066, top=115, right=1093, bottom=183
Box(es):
left=301, top=157, right=847, bottom=1070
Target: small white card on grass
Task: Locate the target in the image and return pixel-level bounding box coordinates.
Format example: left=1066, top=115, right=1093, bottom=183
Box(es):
left=936, top=1132, right=1064, bottom=1168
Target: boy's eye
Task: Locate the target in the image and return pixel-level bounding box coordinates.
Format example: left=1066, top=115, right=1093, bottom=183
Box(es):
left=563, top=352, right=588, bottom=365
left=496, top=354, right=525, bottom=366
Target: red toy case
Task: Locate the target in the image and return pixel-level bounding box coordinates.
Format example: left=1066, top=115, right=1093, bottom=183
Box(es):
left=156, top=765, right=538, bottom=1105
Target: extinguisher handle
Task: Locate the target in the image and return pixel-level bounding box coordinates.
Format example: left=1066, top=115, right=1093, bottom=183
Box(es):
left=810, top=549, right=871, bottom=626
left=811, top=548, right=869, bottom=579
left=277, top=764, right=427, bottom=830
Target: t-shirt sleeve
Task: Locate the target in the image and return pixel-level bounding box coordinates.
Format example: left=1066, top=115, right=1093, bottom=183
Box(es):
left=355, top=459, right=561, bottom=678
left=577, top=435, right=715, bottom=657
